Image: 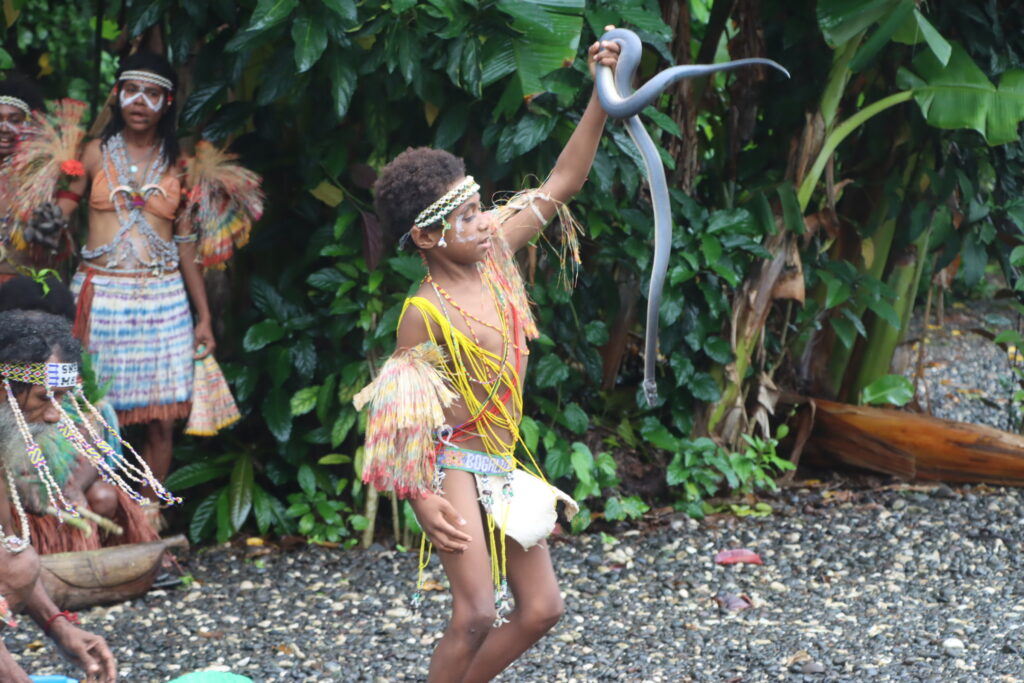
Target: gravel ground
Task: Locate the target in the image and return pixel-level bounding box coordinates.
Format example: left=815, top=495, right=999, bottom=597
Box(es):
left=901, top=297, right=1022, bottom=430
left=8, top=482, right=1024, bottom=682
left=10, top=298, right=1024, bottom=682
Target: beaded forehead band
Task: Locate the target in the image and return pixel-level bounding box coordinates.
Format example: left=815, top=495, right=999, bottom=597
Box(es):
left=413, top=176, right=480, bottom=229
left=0, top=96, right=30, bottom=116
left=119, top=70, right=174, bottom=91
left=0, top=362, right=79, bottom=388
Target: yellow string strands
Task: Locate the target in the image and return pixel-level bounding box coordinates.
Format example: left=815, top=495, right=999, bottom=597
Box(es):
left=355, top=189, right=583, bottom=615
left=402, top=250, right=560, bottom=608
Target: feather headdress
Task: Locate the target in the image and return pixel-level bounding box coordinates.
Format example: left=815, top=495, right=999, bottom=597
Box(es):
left=2, top=99, right=86, bottom=248
left=180, top=140, right=264, bottom=269
left=353, top=343, right=457, bottom=499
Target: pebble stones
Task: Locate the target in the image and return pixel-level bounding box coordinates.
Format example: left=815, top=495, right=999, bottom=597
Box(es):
left=901, top=298, right=1021, bottom=430
left=6, top=485, right=1024, bottom=681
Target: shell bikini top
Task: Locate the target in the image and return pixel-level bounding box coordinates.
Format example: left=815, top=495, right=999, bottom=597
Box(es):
left=89, top=162, right=181, bottom=221
left=81, top=134, right=183, bottom=272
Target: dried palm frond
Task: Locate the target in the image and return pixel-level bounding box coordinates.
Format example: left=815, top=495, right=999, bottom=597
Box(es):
left=3, top=99, right=86, bottom=247
left=180, top=140, right=264, bottom=269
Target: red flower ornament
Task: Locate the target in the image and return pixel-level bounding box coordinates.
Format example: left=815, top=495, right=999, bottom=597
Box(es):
left=60, top=159, right=85, bottom=177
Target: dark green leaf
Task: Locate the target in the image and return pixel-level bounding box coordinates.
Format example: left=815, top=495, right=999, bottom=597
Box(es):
left=703, top=337, right=732, bottom=364
left=584, top=320, right=608, bottom=346
left=563, top=403, right=588, bottom=434
left=434, top=106, right=469, bottom=150
left=292, top=11, right=329, bottom=73
left=307, top=267, right=346, bottom=291
left=263, top=389, right=293, bottom=442
left=533, top=354, right=569, bottom=389
left=244, top=0, right=298, bottom=34
left=848, top=0, right=913, bottom=73
left=689, top=372, right=721, bottom=402
left=817, top=0, right=902, bottom=47
left=868, top=298, right=901, bottom=329
left=181, top=83, right=227, bottom=127
left=215, top=489, right=232, bottom=544
left=324, top=50, right=356, bottom=119
left=127, top=0, right=169, bottom=37
left=520, top=416, right=539, bottom=454
left=165, top=462, right=232, bottom=490
left=228, top=455, right=254, bottom=531
left=290, top=339, right=317, bottom=378
left=189, top=490, right=220, bottom=544
left=641, top=417, right=680, bottom=451
left=331, top=410, right=356, bottom=447
left=268, top=347, right=291, bottom=388
left=323, top=0, right=357, bottom=23
left=830, top=316, right=857, bottom=349
left=251, top=484, right=273, bottom=536
left=777, top=182, right=804, bottom=234
left=860, top=374, right=914, bottom=406
left=243, top=320, right=285, bottom=352
left=298, top=464, right=317, bottom=497
left=290, top=387, right=319, bottom=416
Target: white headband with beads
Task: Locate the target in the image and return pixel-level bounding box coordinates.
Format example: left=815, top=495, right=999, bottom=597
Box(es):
left=413, top=176, right=480, bottom=229
left=119, top=70, right=173, bottom=91
left=0, top=96, right=30, bottom=116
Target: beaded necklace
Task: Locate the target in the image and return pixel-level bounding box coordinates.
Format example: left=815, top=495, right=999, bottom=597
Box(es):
left=426, top=268, right=515, bottom=399
left=81, top=132, right=179, bottom=274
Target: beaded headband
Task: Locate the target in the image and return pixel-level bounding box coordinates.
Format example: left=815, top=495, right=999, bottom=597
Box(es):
left=119, top=70, right=174, bottom=91
left=0, top=96, right=30, bottom=116
left=413, top=176, right=480, bottom=229
left=0, top=362, right=79, bottom=388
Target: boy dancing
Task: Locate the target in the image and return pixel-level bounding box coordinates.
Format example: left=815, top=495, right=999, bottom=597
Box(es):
left=356, top=33, right=620, bottom=682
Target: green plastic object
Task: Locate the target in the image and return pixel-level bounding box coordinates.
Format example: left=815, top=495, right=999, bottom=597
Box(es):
left=165, top=674, right=253, bottom=683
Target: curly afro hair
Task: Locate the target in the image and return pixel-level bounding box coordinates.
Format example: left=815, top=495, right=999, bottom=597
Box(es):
left=374, top=147, right=466, bottom=249
left=0, top=71, right=45, bottom=113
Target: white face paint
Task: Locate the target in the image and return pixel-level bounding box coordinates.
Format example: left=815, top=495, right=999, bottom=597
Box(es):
left=451, top=214, right=473, bottom=244
left=119, top=88, right=164, bottom=112
left=0, top=121, right=20, bottom=134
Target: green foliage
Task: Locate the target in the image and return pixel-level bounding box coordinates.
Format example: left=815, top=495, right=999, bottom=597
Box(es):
left=666, top=426, right=795, bottom=518
left=284, top=464, right=365, bottom=546
left=37, top=0, right=1022, bottom=545
left=860, top=375, right=914, bottom=406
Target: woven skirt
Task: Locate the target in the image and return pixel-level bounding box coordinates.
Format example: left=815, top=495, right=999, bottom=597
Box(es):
left=72, top=267, right=193, bottom=425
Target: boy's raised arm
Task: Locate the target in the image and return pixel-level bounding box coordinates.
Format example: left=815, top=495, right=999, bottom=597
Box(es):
left=501, top=31, right=620, bottom=253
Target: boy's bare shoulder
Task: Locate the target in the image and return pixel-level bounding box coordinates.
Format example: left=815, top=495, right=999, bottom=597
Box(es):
left=396, top=284, right=438, bottom=350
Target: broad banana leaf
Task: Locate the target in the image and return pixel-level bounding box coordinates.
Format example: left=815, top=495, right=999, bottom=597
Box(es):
left=482, top=0, right=584, bottom=111
left=816, top=0, right=903, bottom=48
left=897, top=42, right=1024, bottom=146
left=819, top=0, right=950, bottom=70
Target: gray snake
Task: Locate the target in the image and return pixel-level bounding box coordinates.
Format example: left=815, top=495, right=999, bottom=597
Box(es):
left=594, top=28, right=789, bottom=406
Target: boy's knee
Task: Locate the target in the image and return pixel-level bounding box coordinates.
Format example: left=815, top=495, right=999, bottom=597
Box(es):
left=453, top=605, right=496, bottom=641
left=521, top=594, right=564, bottom=634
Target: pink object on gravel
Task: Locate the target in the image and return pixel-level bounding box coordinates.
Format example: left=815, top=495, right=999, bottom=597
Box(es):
left=714, top=548, right=764, bottom=565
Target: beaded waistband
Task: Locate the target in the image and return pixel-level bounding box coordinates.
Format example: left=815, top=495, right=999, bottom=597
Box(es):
left=78, top=263, right=174, bottom=278
left=437, top=446, right=514, bottom=476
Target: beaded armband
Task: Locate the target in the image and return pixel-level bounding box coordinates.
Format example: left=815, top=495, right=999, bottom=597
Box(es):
left=173, top=232, right=199, bottom=243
